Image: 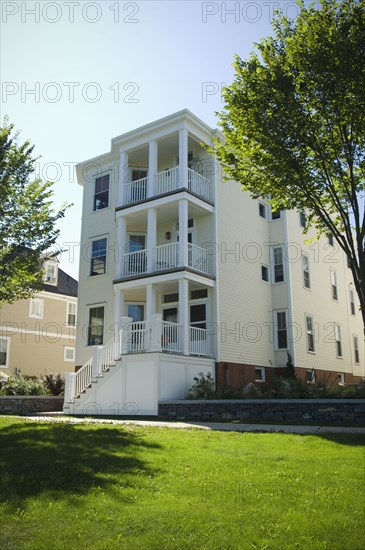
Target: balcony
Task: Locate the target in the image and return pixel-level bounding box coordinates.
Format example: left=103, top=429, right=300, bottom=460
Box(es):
left=121, top=242, right=214, bottom=278
left=123, top=167, right=213, bottom=206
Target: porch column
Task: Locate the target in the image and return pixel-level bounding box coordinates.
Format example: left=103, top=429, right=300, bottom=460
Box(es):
left=178, top=199, right=188, bottom=267
left=119, top=150, right=129, bottom=206
left=64, top=372, right=76, bottom=403
left=145, top=283, right=156, bottom=323
left=148, top=140, right=158, bottom=197
left=179, top=278, right=189, bottom=355
left=116, top=216, right=127, bottom=278
left=150, top=313, right=162, bottom=352
left=147, top=207, right=157, bottom=272
left=179, top=128, right=188, bottom=188
left=120, top=316, right=133, bottom=355
left=114, top=288, right=124, bottom=337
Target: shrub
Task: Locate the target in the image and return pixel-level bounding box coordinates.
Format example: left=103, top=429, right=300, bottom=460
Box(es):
left=186, top=372, right=215, bottom=399
left=41, top=372, right=65, bottom=396
left=0, top=375, right=48, bottom=396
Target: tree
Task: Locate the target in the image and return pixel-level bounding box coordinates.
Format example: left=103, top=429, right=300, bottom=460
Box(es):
left=213, top=0, right=365, bottom=332
left=0, top=119, right=69, bottom=304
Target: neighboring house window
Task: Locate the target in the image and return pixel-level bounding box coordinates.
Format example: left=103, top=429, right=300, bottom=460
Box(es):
left=44, top=262, right=57, bottom=285
left=259, top=202, right=267, bottom=219
left=271, top=209, right=282, bottom=220
left=331, top=270, right=338, bottom=300
left=338, top=373, right=345, bottom=386
left=29, top=298, right=44, bottom=319
left=0, top=337, right=10, bottom=368
left=349, top=288, right=355, bottom=316
left=64, top=347, right=75, bottom=362
left=273, top=246, right=284, bottom=283
left=66, top=302, right=77, bottom=326
left=299, top=211, right=307, bottom=228
left=90, top=238, right=107, bottom=276
left=274, top=310, right=288, bottom=350
left=306, top=315, right=315, bottom=352
left=335, top=324, right=342, bottom=357
left=327, top=233, right=334, bottom=246
left=87, top=306, right=105, bottom=346
left=306, top=369, right=315, bottom=384
left=94, top=174, right=110, bottom=211
left=255, top=367, right=265, bottom=382
left=353, top=336, right=360, bottom=364
left=261, top=265, right=269, bottom=283
left=302, top=254, right=311, bottom=289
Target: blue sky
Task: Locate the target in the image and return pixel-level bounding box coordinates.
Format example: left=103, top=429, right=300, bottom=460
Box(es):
left=1, top=1, right=309, bottom=279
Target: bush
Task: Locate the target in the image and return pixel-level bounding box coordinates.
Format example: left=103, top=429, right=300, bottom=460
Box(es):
left=186, top=372, right=215, bottom=399
left=41, top=372, right=64, bottom=396
left=0, top=375, right=48, bottom=396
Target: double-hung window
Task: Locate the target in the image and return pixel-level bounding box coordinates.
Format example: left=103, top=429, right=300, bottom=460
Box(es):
left=273, top=246, right=284, bottom=283
left=94, top=174, right=110, bottom=211
left=274, top=310, right=288, bottom=350
left=335, top=324, right=342, bottom=357
left=306, top=315, right=315, bottom=352
left=302, top=254, right=311, bottom=289
left=349, top=288, right=355, bottom=316
left=331, top=270, right=338, bottom=301
left=87, top=306, right=105, bottom=346
left=0, top=337, right=10, bottom=368
left=353, top=336, right=360, bottom=364
left=66, top=302, right=77, bottom=326
left=91, top=238, right=107, bottom=276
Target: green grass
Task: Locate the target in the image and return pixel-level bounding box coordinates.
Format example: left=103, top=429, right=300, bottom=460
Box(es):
left=1, top=417, right=364, bottom=550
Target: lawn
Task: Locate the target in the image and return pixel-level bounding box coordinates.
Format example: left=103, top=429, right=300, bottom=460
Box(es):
left=0, top=417, right=364, bottom=550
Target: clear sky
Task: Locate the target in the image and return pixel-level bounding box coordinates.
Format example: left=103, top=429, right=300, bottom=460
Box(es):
left=1, top=0, right=310, bottom=279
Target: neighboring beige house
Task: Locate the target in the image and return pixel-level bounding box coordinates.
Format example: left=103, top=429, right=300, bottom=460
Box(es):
left=0, top=259, right=78, bottom=378
left=64, top=110, right=364, bottom=416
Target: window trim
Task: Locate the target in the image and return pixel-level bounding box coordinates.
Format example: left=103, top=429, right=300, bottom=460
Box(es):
left=93, top=172, right=111, bottom=212
left=353, top=335, right=360, bottom=364
left=0, top=336, right=10, bottom=368
left=254, top=367, right=266, bottom=383
left=302, top=254, right=311, bottom=289
left=327, top=233, right=334, bottom=247
left=330, top=269, right=338, bottom=301
left=274, top=309, right=288, bottom=351
left=270, top=208, right=282, bottom=221
left=349, top=288, right=355, bottom=316
left=66, top=301, right=77, bottom=327
left=90, top=236, right=108, bottom=277
left=258, top=202, right=267, bottom=220
left=29, top=298, right=44, bottom=319
left=299, top=210, right=307, bottom=229
left=64, top=347, right=75, bottom=362
left=272, top=246, right=285, bottom=284
left=261, top=264, right=270, bottom=283
left=43, top=262, right=58, bottom=285
left=335, top=324, right=342, bottom=358
left=87, top=304, right=106, bottom=346
left=305, top=314, right=315, bottom=353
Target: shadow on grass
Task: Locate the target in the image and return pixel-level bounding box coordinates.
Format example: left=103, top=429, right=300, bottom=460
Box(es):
left=314, top=432, right=365, bottom=446
left=0, top=420, right=161, bottom=509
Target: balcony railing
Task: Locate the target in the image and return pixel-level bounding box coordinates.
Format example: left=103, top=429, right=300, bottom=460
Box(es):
left=189, top=326, right=211, bottom=356
left=128, top=321, right=149, bottom=353
left=156, top=167, right=179, bottom=195
left=122, top=249, right=147, bottom=277
left=154, top=242, right=179, bottom=271
left=125, top=177, right=148, bottom=204
left=162, top=320, right=181, bottom=352
left=188, top=168, right=212, bottom=202
left=188, top=243, right=213, bottom=275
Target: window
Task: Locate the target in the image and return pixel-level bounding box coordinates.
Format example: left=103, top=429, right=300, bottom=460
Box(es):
left=349, top=288, right=355, bottom=316
left=353, top=336, right=360, bottom=364
left=299, top=211, right=307, bottom=228
left=259, top=202, right=267, bottom=219
left=0, top=337, right=10, bottom=367
left=190, top=303, right=207, bottom=330
left=274, top=310, right=288, bottom=350
left=176, top=219, right=194, bottom=230
left=127, top=304, right=145, bottom=322
left=271, top=209, right=282, bottom=220
left=191, top=289, right=208, bottom=300
left=331, top=270, right=338, bottom=300
left=306, top=369, right=315, bottom=384
left=347, top=255, right=351, bottom=269
left=302, top=254, right=311, bottom=289
left=327, top=233, right=334, bottom=246
left=91, top=238, right=107, bottom=276
left=163, top=293, right=179, bottom=304
left=87, top=306, right=105, bottom=346
left=338, top=373, right=345, bottom=386
left=29, top=298, right=44, bottom=319
left=66, top=302, right=77, bottom=326
left=306, top=315, right=315, bottom=352
left=44, top=262, right=57, bottom=285
left=273, top=246, right=284, bottom=283
left=64, top=347, right=75, bottom=362
left=94, top=174, right=110, bottom=211
left=261, top=265, right=269, bottom=282
left=335, top=324, right=342, bottom=357
left=255, top=367, right=265, bottom=382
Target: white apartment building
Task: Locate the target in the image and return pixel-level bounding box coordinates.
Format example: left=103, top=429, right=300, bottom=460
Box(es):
left=64, top=110, right=364, bottom=415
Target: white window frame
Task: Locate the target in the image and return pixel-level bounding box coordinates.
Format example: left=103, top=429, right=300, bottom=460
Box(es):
left=330, top=269, right=338, bottom=301
left=353, top=335, right=360, bottom=364
left=258, top=202, right=267, bottom=219
left=349, top=288, right=355, bottom=316
left=87, top=304, right=106, bottom=346
left=261, top=264, right=270, bottom=283
left=272, top=246, right=285, bottom=284
left=90, top=236, right=108, bottom=276
left=305, top=315, right=315, bottom=353
left=270, top=208, right=282, bottom=221
left=93, top=173, right=110, bottom=212
left=29, top=298, right=44, bottom=319
left=44, top=262, right=58, bottom=285
left=64, top=347, right=75, bottom=362
left=327, top=233, right=334, bottom=246
left=306, top=369, right=315, bottom=384
left=66, top=301, right=77, bottom=327
left=254, top=367, right=266, bottom=382
left=335, top=324, right=342, bottom=358
left=274, top=310, right=288, bottom=351
left=299, top=211, right=306, bottom=228
left=302, top=254, right=311, bottom=289
left=0, top=336, right=10, bottom=368
left=338, top=373, right=345, bottom=386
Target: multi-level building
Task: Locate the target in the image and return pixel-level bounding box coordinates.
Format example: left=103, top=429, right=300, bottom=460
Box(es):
left=64, top=110, right=364, bottom=416
left=1, top=258, right=78, bottom=379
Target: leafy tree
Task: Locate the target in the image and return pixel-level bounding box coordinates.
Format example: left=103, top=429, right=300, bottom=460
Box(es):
left=0, top=119, right=69, bottom=303
left=213, top=0, right=365, bottom=332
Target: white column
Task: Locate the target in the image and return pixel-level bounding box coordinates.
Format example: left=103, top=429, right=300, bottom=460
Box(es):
left=114, top=288, right=124, bottom=335
left=119, top=150, right=129, bottom=206
left=146, top=283, right=156, bottom=323
left=179, top=278, right=189, bottom=355
left=92, top=346, right=102, bottom=378
left=116, top=216, right=127, bottom=278
left=178, top=199, right=188, bottom=267
left=179, top=128, right=188, bottom=188
left=150, top=313, right=162, bottom=352
left=120, top=316, right=133, bottom=355
left=147, top=207, right=157, bottom=272
left=148, top=140, right=158, bottom=197
left=64, top=372, right=76, bottom=403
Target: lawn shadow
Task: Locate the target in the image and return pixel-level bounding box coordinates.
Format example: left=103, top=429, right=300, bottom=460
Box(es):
left=313, top=432, right=365, bottom=447
left=0, top=420, right=162, bottom=509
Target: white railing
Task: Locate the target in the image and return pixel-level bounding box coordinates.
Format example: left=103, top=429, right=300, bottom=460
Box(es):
left=128, top=321, right=149, bottom=353
left=188, top=243, right=213, bottom=275
left=123, top=249, right=147, bottom=276
left=188, top=168, right=211, bottom=201
left=162, top=321, right=181, bottom=353
left=98, top=331, right=122, bottom=373
left=125, top=177, right=148, bottom=204
left=156, top=167, right=179, bottom=195
left=154, top=242, right=179, bottom=271
left=74, top=357, right=93, bottom=399
left=189, top=326, right=211, bottom=356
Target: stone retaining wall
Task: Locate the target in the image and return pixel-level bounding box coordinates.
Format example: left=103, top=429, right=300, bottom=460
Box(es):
left=159, top=399, right=365, bottom=425
left=0, top=396, right=64, bottom=415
